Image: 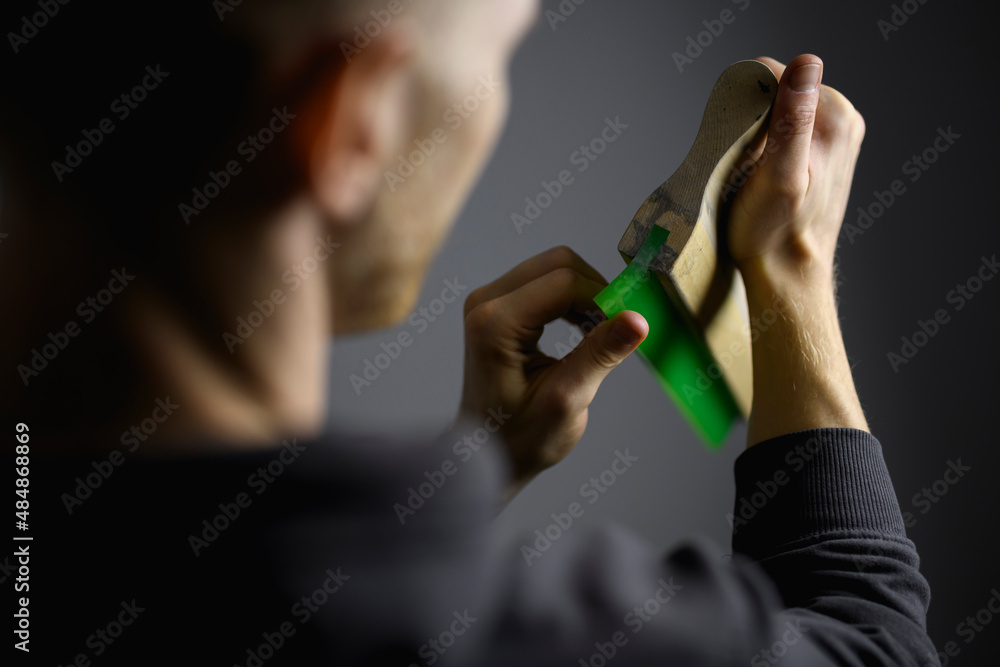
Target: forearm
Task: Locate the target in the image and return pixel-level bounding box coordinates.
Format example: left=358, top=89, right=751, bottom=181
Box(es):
left=741, top=255, right=869, bottom=448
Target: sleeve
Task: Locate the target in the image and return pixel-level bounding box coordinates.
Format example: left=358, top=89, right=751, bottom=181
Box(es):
left=482, top=429, right=937, bottom=667
left=730, top=428, right=938, bottom=666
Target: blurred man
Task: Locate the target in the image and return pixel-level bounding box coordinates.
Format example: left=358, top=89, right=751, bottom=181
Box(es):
left=1, top=1, right=935, bottom=664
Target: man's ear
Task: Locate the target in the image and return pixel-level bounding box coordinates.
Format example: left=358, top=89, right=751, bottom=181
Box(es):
left=293, top=29, right=417, bottom=224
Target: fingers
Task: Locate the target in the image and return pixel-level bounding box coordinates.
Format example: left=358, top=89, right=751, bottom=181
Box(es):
left=761, top=54, right=823, bottom=197
left=464, top=246, right=607, bottom=318
left=730, top=55, right=866, bottom=272
left=813, top=86, right=866, bottom=151
left=547, top=310, right=648, bottom=413
left=464, top=267, right=608, bottom=348
left=461, top=253, right=648, bottom=444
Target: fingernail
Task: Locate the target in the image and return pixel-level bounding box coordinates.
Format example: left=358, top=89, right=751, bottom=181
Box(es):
left=612, top=320, right=642, bottom=347
left=789, top=63, right=821, bottom=93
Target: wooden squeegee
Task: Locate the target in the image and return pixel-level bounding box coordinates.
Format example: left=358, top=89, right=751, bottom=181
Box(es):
left=594, top=60, right=777, bottom=447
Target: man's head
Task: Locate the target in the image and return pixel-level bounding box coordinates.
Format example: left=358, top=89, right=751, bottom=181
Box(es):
left=0, top=0, right=538, bottom=433
left=260, top=0, right=540, bottom=331
left=2, top=0, right=537, bottom=323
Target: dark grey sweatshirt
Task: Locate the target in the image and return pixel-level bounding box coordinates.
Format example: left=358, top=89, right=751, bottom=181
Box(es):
left=27, top=423, right=937, bottom=666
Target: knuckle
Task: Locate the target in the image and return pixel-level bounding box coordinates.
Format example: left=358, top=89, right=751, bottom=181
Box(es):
left=546, top=245, right=579, bottom=268
left=765, top=170, right=809, bottom=204
left=817, top=87, right=859, bottom=140
left=464, top=300, right=500, bottom=336
left=821, top=85, right=854, bottom=115
left=587, top=336, right=622, bottom=372
left=776, top=107, right=817, bottom=138
left=590, top=345, right=621, bottom=371
left=851, top=110, right=866, bottom=145
left=789, top=106, right=818, bottom=131
left=548, top=266, right=581, bottom=291
left=541, top=388, right=575, bottom=420
left=463, top=287, right=486, bottom=318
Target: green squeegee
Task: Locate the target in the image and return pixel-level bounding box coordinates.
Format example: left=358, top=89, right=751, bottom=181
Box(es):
left=594, top=225, right=739, bottom=447
left=594, top=60, right=779, bottom=448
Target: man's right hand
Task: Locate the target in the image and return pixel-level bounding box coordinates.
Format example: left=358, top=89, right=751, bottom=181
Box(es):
left=728, top=54, right=866, bottom=286
left=725, top=54, right=871, bottom=447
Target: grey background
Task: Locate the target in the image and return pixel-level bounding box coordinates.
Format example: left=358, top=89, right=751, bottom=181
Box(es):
left=328, top=0, right=1000, bottom=663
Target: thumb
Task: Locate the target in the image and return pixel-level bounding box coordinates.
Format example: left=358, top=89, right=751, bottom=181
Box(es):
left=554, top=311, right=648, bottom=409
left=765, top=54, right=823, bottom=194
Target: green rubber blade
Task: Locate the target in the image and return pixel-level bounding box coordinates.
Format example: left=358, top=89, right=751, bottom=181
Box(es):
left=594, top=225, right=739, bottom=448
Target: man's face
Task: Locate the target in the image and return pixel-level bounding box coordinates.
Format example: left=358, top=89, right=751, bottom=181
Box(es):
left=330, top=0, right=540, bottom=332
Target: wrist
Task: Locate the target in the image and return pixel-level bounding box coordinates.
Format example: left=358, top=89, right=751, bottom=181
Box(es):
left=738, top=249, right=836, bottom=310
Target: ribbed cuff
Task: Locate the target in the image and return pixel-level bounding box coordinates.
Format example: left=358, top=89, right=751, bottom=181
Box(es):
left=731, top=428, right=906, bottom=560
